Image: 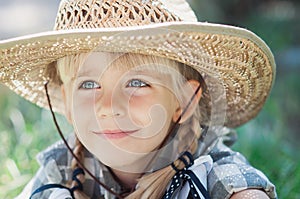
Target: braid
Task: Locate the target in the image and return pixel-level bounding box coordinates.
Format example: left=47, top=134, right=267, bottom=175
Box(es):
left=69, top=136, right=90, bottom=199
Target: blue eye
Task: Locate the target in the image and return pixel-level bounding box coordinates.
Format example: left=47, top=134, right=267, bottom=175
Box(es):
left=79, top=81, right=100, bottom=89
left=127, top=79, right=149, bottom=88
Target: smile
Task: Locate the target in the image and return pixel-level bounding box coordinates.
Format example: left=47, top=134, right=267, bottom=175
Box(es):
left=92, top=129, right=139, bottom=139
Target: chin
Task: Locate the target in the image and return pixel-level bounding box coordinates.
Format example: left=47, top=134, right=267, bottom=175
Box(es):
left=93, top=149, right=158, bottom=173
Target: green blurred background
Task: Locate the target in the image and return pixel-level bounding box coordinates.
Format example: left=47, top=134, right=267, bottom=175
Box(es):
left=0, top=0, right=299, bottom=198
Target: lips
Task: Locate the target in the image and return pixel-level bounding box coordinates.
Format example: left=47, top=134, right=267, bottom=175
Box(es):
left=92, top=129, right=139, bottom=139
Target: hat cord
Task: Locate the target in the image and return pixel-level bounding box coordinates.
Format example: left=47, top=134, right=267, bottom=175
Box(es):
left=141, top=83, right=202, bottom=172
left=157, top=83, right=202, bottom=150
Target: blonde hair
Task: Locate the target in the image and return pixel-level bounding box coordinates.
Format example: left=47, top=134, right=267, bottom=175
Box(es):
left=55, top=52, right=207, bottom=198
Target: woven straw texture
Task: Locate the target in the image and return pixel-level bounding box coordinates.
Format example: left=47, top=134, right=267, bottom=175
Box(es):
left=0, top=0, right=275, bottom=127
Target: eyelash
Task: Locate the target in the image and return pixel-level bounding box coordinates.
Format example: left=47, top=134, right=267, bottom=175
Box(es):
left=78, top=79, right=150, bottom=90
left=126, top=79, right=150, bottom=88
left=79, top=81, right=100, bottom=89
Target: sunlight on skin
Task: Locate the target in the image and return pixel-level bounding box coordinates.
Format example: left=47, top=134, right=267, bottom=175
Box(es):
left=231, top=189, right=270, bottom=199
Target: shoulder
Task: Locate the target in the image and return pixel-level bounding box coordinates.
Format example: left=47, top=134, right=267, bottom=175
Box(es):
left=230, top=189, right=271, bottom=199
left=35, top=135, right=76, bottom=183
left=36, top=134, right=98, bottom=183
left=37, top=137, right=72, bottom=167
left=15, top=136, right=75, bottom=199
left=201, top=127, right=277, bottom=199
left=17, top=135, right=102, bottom=198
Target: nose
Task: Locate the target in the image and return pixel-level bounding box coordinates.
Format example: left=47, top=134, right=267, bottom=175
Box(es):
left=96, top=90, right=125, bottom=119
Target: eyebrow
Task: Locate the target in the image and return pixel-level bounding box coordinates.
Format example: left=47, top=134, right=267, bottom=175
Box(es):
left=76, top=68, right=105, bottom=78
left=77, top=70, right=93, bottom=77
left=76, top=65, right=172, bottom=81
left=126, top=69, right=171, bottom=83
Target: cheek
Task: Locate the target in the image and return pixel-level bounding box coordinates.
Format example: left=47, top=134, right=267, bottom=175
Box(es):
left=127, top=97, right=151, bottom=126
left=73, top=97, right=92, bottom=116
left=72, top=90, right=98, bottom=111
left=70, top=92, right=98, bottom=131
left=127, top=96, right=166, bottom=126
left=128, top=96, right=174, bottom=137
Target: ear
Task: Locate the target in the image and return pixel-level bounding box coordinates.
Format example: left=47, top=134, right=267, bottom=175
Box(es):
left=172, top=80, right=202, bottom=124
left=61, top=85, right=72, bottom=123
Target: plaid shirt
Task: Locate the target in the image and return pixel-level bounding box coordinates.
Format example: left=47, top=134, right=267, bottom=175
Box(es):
left=16, top=127, right=277, bottom=199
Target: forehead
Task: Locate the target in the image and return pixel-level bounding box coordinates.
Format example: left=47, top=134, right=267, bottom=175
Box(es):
left=77, top=52, right=179, bottom=76
left=78, top=52, right=120, bottom=74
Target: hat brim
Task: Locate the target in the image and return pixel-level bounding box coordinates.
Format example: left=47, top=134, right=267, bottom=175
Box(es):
left=0, top=22, right=275, bottom=127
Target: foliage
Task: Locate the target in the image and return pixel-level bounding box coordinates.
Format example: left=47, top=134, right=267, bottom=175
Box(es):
left=0, top=86, right=71, bottom=198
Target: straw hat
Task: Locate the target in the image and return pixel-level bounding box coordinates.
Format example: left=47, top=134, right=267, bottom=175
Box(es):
left=0, top=0, right=275, bottom=127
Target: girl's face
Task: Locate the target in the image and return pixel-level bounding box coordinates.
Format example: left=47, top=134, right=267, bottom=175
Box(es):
left=62, top=52, right=184, bottom=172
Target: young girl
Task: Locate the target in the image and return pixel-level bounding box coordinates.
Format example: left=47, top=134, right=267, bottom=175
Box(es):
left=0, top=0, right=277, bottom=198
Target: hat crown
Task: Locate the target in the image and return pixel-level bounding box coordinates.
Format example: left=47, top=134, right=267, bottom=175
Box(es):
left=54, top=0, right=197, bottom=30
